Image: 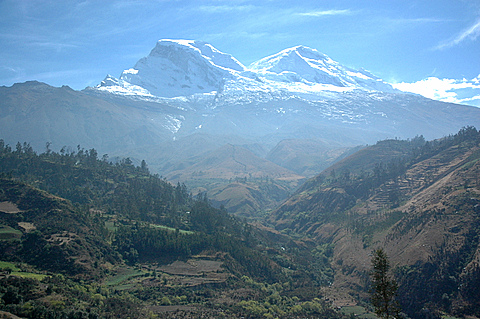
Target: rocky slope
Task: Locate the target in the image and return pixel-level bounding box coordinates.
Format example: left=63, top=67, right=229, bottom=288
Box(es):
left=268, top=127, right=480, bottom=318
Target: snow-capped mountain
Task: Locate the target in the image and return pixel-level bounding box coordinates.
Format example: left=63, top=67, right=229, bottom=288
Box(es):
left=249, top=45, right=397, bottom=93
left=83, top=39, right=480, bottom=159
left=91, top=40, right=397, bottom=100
left=3, top=39, right=480, bottom=215
left=95, top=40, right=246, bottom=99
left=2, top=40, right=480, bottom=216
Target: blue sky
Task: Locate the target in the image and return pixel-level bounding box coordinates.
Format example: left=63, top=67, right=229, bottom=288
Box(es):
left=1, top=0, right=479, bottom=106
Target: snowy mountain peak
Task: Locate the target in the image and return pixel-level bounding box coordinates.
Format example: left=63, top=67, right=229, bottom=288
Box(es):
left=248, top=45, right=396, bottom=92
left=249, top=45, right=332, bottom=73
left=91, top=39, right=397, bottom=100
left=150, top=39, right=246, bottom=72
left=94, top=39, right=246, bottom=98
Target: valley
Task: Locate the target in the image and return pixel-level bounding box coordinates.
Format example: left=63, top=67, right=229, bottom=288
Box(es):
left=0, top=127, right=479, bottom=318
left=0, top=142, right=346, bottom=318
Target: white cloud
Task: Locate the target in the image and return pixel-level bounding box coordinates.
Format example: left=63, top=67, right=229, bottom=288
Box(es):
left=298, top=9, right=352, bottom=17
left=392, top=76, right=480, bottom=107
left=435, top=18, right=480, bottom=50
left=197, top=5, right=256, bottom=13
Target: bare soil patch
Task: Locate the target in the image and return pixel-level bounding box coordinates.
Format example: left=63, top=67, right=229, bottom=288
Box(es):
left=159, top=259, right=222, bottom=276
left=47, top=231, right=77, bottom=245
left=17, top=222, right=36, bottom=232
left=0, top=202, right=22, bottom=214
left=154, top=258, right=229, bottom=287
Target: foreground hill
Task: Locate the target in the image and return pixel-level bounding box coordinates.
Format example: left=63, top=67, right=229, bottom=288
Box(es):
left=0, top=178, right=116, bottom=279
left=0, top=140, right=347, bottom=318
left=269, top=127, right=480, bottom=318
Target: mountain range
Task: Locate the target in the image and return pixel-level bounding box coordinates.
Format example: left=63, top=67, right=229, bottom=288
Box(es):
left=1, top=39, right=480, bottom=318
left=1, top=39, right=480, bottom=213
left=92, top=39, right=398, bottom=99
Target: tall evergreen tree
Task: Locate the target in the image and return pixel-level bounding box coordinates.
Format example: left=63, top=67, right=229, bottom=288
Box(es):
left=370, top=248, right=400, bottom=319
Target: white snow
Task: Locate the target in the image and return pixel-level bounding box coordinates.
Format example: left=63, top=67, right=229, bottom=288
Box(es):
left=91, top=39, right=398, bottom=102
left=123, top=68, right=139, bottom=75
left=164, top=115, right=183, bottom=134
left=345, top=70, right=372, bottom=80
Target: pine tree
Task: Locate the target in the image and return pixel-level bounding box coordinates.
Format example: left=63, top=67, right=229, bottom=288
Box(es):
left=370, top=248, right=400, bottom=319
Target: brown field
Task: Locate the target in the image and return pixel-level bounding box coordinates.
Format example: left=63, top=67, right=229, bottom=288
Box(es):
left=0, top=202, right=22, bottom=214
left=151, top=258, right=229, bottom=287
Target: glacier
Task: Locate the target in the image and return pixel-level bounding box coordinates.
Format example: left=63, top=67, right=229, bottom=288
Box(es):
left=90, top=39, right=398, bottom=102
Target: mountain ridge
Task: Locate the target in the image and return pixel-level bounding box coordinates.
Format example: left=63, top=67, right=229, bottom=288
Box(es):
left=90, top=39, right=397, bottom=100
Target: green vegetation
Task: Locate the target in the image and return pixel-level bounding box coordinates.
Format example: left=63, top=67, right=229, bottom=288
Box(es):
left=150, top=223, right=193, bottom=234
left=104, top=267, right=145, bottom=287
left=0, top=138, right=343, bottom=318
left=9, top=272, right=48, bottom=280
left=1, top=127, right=479, bottom=318
left=370, top=248, right=400, bottom=319
left=340, top=306, right=378, bottom=319
left=0, top=225, right=22, bottom=240
left=0, top=261, right=20, bottom=272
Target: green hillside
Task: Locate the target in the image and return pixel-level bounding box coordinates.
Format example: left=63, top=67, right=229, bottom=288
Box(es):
left=2, top=127, right=479, bottom=318
left=0, top=140, right=346, bottom=318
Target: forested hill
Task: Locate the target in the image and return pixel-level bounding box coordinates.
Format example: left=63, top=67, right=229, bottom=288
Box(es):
left=0, top=141, right=189, bottom=226
left=269, top=126, right=480, bottom=319
left=0, top=141, right=277, bottom=278
left=0, top=178, right=116, bottom=278
left=0, top=140, right=347, bottom=318
left=3, top=128, right=479, bottom=318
